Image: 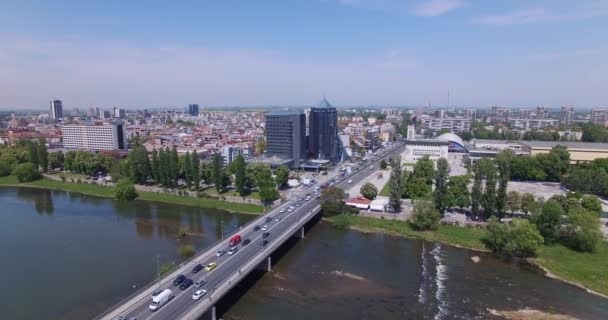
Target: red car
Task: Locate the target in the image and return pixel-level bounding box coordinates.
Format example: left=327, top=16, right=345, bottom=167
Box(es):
left=228, top=234, right=241, bottom=247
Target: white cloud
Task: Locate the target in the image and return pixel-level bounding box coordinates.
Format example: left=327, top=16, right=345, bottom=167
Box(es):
left=411, top=0, right=464, bottom=17
left=474, top=8, right=561, bottom=26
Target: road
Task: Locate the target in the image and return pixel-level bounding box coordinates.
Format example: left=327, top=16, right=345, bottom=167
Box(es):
left=99, top=142, right=405, bottom=320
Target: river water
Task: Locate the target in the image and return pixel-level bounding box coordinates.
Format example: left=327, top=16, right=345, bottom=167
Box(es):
left=1, top=187, right=607, bottom=320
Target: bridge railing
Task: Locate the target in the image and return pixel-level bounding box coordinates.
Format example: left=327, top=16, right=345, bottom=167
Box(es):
left=93, top=201, right=294, bottom=320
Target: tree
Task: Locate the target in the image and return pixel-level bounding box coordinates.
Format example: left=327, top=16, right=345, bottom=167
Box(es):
left=233, top=154, right=247, bottom=196
left=496, top=150, right=513, bottom=217
left=320, top=186, right=346, bottom=216
left=127, top=144, right=151, bottom=184
left=191, top=151, right=200, bottom=190
left=410, top=200, right=440, bottom=230
left=433, top=157, right=450, bottom=213
left=479, top=159, right=497, bottom=217
left=471, top=162, right=483, bottom=216
left=256, top=138, right=267, bottom=155
left=14, top=162, right=41, bottom=182
left=255, top=164, right=279, bottom=203
left=532, top=200, right=563, bottom=244
left=380, top=159, right=387, bottom=170
left=388, top=156, right=403, bottom=212
left=114, top=178, right=138, bottom=201
left=360, top=182, right=378, bottom=200
left=275, top=165, right=290, bottom=188
left=178, top=245, right=196, bottom=259
left=0, top=160, right=11, bottom=177
left=581, top=195, right=602, bottom=216
left=37, top=138, right=49, bottom=173
left=562, top=208, right=602, bottom=252
left=151, top=149, right=160, bottom=182
left=506, top=191, right=521, bottom=213
left=520, top=193, right=536, bottom=214
left=209, top=154, right=222, bottom=191
left=27, top=141, right=39, bottom=169
left=48, top=150, right=64, bottom=171
left=412, top=156, right=434, bottom=184
left=446, top=175, right=470, bottom=209
left=484, top=217, right=544, bottom=258
left=170, top=146, right=179, bottom=186
left=183, top=151, right=192, bottom=188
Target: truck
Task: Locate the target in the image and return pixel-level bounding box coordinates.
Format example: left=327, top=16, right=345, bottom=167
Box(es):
left=229, top=234, right=241, bottom=247
left=149, top=289, right=172, bottom=311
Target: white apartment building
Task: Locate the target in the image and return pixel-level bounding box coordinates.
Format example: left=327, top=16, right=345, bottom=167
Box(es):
left=421, top=117, right=471, bottom=132
left=508, top=118, right=559, bottom=130
left=403, top=140, right=449, bottom=163
left=62, top=123, right=127, bottom=150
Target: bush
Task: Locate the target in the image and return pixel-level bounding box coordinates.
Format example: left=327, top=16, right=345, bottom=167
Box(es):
left=178, top=244, right=196, bottom=259
left=13, top=162, right=41, bottom=182
left=59, top=174, right=67, bottom=182
left=380, top=159, right=387, bottom=170
left=410, top=200, right=440, bottom=231
left=331, top=215, right=352, bottom=229
left=531, top=200, right=563, bottom=243
left=360, top=182, right=378, bottom=200
left=114, top=179, right=138, bottom=201
left=581, top=195, right=602, bottom=216
left=561, top=208, right=603, bottom=252
left=0, top=160, right=11, bottom=177
left=159, top=263, right=176, bottom=277
left=484, top=217, right=544, bottom=258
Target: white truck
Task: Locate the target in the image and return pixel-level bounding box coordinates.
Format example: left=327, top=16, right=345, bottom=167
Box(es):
left=149, top=289, right=172, bottom=311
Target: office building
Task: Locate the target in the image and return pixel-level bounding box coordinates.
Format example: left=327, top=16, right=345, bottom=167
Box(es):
left=222, top=145, right=242, bottom=167
left=50, top=100, right=63, bottom=121
left=112, top=107, right=124, bottom=118
left=560, top=106, right=574, bottom=126
left=188, top=104, right=199, bottom=116
left=62, top=123, right=127, bottom=151
left=309, top=98, right=339, bottom=162
left=265, top=110, right=306, bottom=168
left=590, top=109, right=607, bottom=126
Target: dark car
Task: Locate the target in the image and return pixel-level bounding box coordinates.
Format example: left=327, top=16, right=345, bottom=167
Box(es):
left=262, top=232, right=270, bottom=238
left=262, top=239, right=269, bottom=246
left=173, top=274, right=186, bottom=286
left=179, top=278, right=193, bottom=290
left=265, top=217, right=272, bottom=223
left=253, top=225, right=261, bottom=231
left=242, top=239, right=251, bottom=246
left=192, top=264, right=203, bottom=273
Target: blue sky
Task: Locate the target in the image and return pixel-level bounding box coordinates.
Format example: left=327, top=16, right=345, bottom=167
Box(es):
left=1, top=0, right=607, bottom=109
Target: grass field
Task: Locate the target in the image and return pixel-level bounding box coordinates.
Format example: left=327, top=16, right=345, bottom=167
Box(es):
left=326, top=214, right=608, bottom=296
left=0, top=176, right=264, bottom=214
left=379, top=179, right=390, bottom=197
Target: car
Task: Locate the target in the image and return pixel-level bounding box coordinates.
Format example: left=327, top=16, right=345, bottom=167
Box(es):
left=296, top=203, right=302, bottom=207
left=173, top=274, right=186, bottom=286
left=194, top=279, right=207, bottom=288
left=299, top=197, right=304, bottom=201
left=228, top=247, right=239, bottom=255
left=179, top=278, right=193, bottom=290
left=348, top=179, right=353, bottom=184
left=265, top=217, right=272, bottom=223
left=253, top=225, right=261, bottom=232
left=262, top=232, right=270, bottom=238
left=279, top=208, right=286, bottom=213
left=151, top=290, right=162, bottom=297
left=262, top=225, right=268, bottom=231
left=192, top=289, right=207, bottom=300
left=305, top=196, right=311, bottom=200
left=275, top=217, right=281, bottom=222
left=287, top=207, right=294, bottom=212
left=262, top=239, right=269, bottom=246
left=242, top=239, right=251, bottom=246
left=192, top=264, right=203, bottom=273
left=216, top=249, right=226, bottom=257
left=204, top=262, right=217, bottom=272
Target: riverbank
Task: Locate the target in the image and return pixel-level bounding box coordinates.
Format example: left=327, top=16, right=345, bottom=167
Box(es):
left=325, top=214, right=608, bottom=298
left=0, top=176, right=265, bottom=214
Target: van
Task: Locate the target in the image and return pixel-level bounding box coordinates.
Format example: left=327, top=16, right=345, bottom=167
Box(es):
left=149, top=289, right=172, bottom=311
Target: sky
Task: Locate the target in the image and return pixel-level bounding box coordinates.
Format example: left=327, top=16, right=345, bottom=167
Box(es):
left=0, top=0, right=607, bottom=109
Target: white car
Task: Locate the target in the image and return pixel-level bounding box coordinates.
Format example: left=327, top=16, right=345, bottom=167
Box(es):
left=348, top=179, right=353, bottom=184
left=228, top=247, right=238, bottom=255
left=262, top=225, right=268, bottom=231
left=216, top=249, right=226, bottom=257
left=275, top=217, right=281, bottom=222
left=192, top=289, right=207, bottom=300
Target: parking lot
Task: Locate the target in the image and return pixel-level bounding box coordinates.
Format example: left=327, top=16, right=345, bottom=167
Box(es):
left=507, top=181, right=566, bottom=199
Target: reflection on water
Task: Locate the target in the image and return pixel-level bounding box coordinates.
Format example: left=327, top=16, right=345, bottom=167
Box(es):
left=0, top=187, right=254, bottom=320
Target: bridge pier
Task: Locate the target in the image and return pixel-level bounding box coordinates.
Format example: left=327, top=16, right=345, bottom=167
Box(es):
left=256, top=256, right=272, bottom=272
left=211, top=305, right=217, bottom=320
left=293, top=227, right=305, bottom=239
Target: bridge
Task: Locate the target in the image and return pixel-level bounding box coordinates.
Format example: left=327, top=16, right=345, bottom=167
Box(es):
left=95, top=143, right=404, bottom=320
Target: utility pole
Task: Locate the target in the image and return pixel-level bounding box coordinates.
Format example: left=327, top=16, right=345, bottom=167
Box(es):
left=156, top=254, right=161, bottom=290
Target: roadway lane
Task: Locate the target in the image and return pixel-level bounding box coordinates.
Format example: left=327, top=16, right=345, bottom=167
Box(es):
left=103, top=143, right=404, bottom=320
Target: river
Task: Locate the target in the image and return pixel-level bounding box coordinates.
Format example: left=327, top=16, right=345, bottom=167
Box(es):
left=1, top=187, right=607, bottom=320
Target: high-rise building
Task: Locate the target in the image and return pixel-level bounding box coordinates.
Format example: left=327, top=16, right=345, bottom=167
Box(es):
left=517, top=108, right=532, bottom=119
left=265, top=110, right=306, bottom=167
left=112, top=107, right=124, bottom=118
left=560, top=106, right=574, bottom=126
left=590, top=109, right=607, bottom=126
left=222, top=145, right=242, bottom=167
left=536, top=106, right=550, bottom=119
left=61, top=123, right=127, bottom=150
left=50, top=100, right=63, bottom=120
left=491, top=106, right=509, bottom=123
left=464, top=108, right=477, bottom=121
left=188, top=104, right=199, bottom=116
left=434, top=109, right=445, bottom=118
left=309, top=98, right=339, bottom=162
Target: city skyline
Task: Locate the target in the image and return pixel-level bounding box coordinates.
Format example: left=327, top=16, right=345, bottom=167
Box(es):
left=1, top=0, right=607, bottom=108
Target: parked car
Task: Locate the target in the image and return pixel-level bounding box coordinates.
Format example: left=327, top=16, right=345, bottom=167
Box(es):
left=192, top=264, right=203, bottom=273
left=173, top=274, right=186, bottom=286
left=179, top=278, right=193, bottom=290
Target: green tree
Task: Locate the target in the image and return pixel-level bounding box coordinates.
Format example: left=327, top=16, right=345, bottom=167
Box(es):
left=320, top=186, right=346, bottom=216
left=255, top=163, right=279, bottom=203
left=532, top=200, right=563, bottom=243
left=37, top=138, right=49, bottom=173
left=191, top=151, right=200, bottom=190
left=388, top=156, right=403, bottom=212
left=151, top=149, right=160, bottom=183
left=506, top=191, right=521, bottom=213
left=28, top=141, right=39, bottom=169
left=496, top=150, right=513, bottom=217
left=446, top=175, right=470, bottom=209
left=562, top=208, right=603, bottom=252
left=412, top=156, right=434, bottom=184
left=479, top=159, right=497, bottom=217
left=178, top=245, right=196, bottom=259
left=48, top=150, right=64, bottom=171
left=211, top=153, right=223, bottom=192
left=484, top=217, right=544, bottom=258
left=233, top=154, right=247, bottom=195
left=380, top=159, right=387, bottom=170
left=471, top=162, right=483, bottom=216
left=256, top=138, right=267, bottom=155
left=520, top=193, right=536, bottom=214
left=183, top=151, right=192, bottom=188
left=360, top=182, right=378, bottom=200
left=170, top=146, right=179, bottom=186
left=64, top=150, right=76, bottom=171
left=433, top=157, right=450, bottom=213
left=127, top=144, right=151, bottom=184
left=581, top=195, right=602, bottom=216
left=114, top=178, right=138, bottom=201
left=275, top=165, right=290, bottom=188
left=0, top=160, right=11, bottom=177
left=410, top=200, right=440, bottom=230
left=14, top=162, right=41, bottom=182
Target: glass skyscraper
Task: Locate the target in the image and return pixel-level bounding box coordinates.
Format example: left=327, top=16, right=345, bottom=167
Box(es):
left=308, top=98, right=339, bottom=162
left=265, top=110, right=306, bottom=168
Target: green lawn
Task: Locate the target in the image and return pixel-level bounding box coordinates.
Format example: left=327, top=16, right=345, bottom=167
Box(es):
left=379, top=180, right=390, bottom=197
left=327, top=214, right=608, bottom=296
left=0, top=176, right=264, bottom=214
left=51, top=172, right=88, bottom=180
left=202, top=188, right=260, bottom=199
